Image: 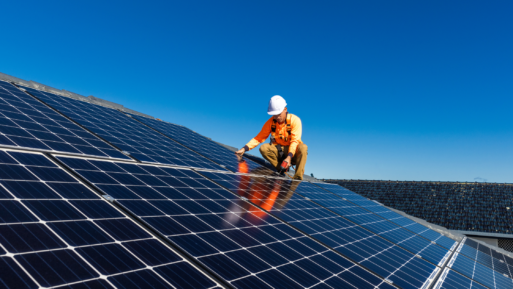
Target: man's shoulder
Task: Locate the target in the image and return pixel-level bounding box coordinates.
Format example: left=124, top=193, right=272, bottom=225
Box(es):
left=288, top=113, right=301, bottom=123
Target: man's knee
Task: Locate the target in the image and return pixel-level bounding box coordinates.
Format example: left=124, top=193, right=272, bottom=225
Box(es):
left=259, top=143, right=271, bottom=154
left=297, top=143, right=308, bottom=155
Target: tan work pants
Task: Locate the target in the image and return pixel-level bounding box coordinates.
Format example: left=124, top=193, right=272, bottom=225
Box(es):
left=259, top=143, right=308, bottom=180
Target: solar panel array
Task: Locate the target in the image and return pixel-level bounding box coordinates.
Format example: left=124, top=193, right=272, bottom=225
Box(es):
left=311, top=182, right=457, bottom=250
left=126, top=113, right=276, bottom=175
left=434, top=238, right=513, bottom=289
left=0, top=150, right=219, bottom=289
left=22, top=86, right=226, bottom=171
left=0, top=81, right=511, bottom=288
left=203, top=173, right=448, bottom=288
left=0, top=81, right=129, bottom=160
left=56, top=156, right=399, bottom=288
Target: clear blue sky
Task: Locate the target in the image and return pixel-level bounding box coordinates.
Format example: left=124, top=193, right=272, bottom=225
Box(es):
left=1, top=1, right=512, bottom=182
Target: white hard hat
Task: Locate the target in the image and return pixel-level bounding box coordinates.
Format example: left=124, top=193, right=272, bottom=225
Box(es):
left=267, top=95, right=287, bottom=115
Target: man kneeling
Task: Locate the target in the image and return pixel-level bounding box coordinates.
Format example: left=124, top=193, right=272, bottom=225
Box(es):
left=236, top=95, right=307, bottom=180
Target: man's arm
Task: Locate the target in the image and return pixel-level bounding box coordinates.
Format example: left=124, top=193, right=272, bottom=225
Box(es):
left=236, top=118, right=273, bottom=155
left=282, top=116, right=302, bottom=167
left=287, top=116, right=302, bottom=158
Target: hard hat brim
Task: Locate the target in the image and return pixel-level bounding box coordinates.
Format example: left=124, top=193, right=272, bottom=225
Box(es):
left=267, top=109, right=283, bottom=115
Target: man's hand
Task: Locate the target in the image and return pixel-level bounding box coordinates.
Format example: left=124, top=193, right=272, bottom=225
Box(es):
left=282, top=156, right=292, bottom=169
left=235, top=148, right=245, bottom=162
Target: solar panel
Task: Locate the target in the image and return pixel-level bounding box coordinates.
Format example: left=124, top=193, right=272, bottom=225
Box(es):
left=56, top=155, right=396, bottom=289
left=20, top=86, right=227, bottom=171
left=200, top=172, right=447, bottom=288
left=1, top=75, right=505, bottom=288
left=310, top=182, right=457, bottom=251
left=0, top=81, right=129, bottom=160
left=451, top=238, right=513, bottom=282
left=0, top=149, right=220, bottom=288
left=446, top=252, right=513, bottom=288
left=460, top=238, right=513, bottom=273
left=126, top=113, right=276, bottom=175
left=292, top=182, right=454, bottom=260
left=433, top=268, right=488, bottom=289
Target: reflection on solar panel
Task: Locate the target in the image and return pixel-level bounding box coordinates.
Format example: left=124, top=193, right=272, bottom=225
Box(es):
left=0, top=81, right=129, bottom=160
left=199, top=172, right=447, bottom=288
left=310, top=182, right=457, bottom=251
left=57, top=156, right=396, bottom=288
left=21, top=86, right=227, bottom=171
left=0, top=149, right=219, bottom=288
left=126, top=113, right=276, bottom=175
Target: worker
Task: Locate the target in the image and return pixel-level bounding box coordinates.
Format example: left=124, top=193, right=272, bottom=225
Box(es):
left=236, top=95, right=307, bottom=180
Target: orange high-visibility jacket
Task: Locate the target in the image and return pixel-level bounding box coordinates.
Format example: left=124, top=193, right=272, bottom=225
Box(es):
left=244, top=113, right=303, bottom=157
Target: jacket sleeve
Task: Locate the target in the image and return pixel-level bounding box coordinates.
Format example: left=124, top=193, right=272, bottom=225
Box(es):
left=244, top=118, right=273, bottom=151
left=287, top=116, right=302, bottom=157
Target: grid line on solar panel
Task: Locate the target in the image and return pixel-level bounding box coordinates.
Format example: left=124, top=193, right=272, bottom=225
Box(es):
left=20, top=86, right=228, bottom=171
left=0, top=81, right=131, bottom=161
left=196, top=171, right=446, bottom=289
left=125, top=112, right=277, bottom=175
left=0, top=149, right=220, bottom=289
left=56, top=156, right=396, bottom=289
left=310, top=182, right=457, bottom=251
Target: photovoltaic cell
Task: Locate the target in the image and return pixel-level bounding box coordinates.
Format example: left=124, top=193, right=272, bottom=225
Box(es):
left=127, top=113, right=277, bottom=175
left=0, top=81, right=129, bottom=160
left=311, top=182, right=457, bottom=251
left=0, top=256, right=38, bottom=289
left=57, top=156, right=395, bottom=289
left=200, top=171, right=443, bottom=289
left=21, top=86, right=227, bottom=171
left=0, top=149, right=219, bottom=288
